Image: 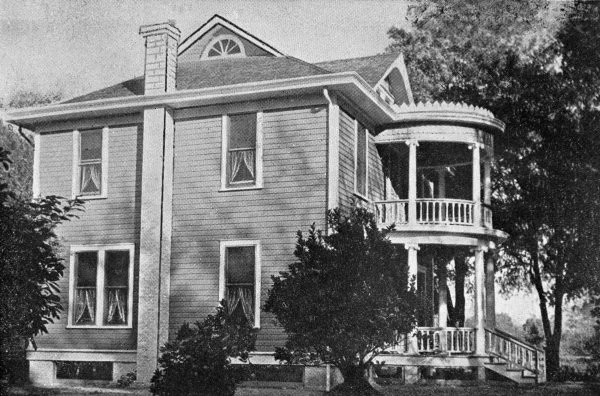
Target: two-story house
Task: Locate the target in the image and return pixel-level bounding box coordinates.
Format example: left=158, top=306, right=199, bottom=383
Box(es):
left=5, top=15, right=545, bottom=388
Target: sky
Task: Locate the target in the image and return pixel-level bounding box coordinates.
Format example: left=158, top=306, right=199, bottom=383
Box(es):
left=0, top=0, right=411, bottom=102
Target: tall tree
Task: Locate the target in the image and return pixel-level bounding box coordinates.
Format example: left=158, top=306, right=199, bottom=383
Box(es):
left=265, top=208, right=419, bottom=394
left=387, top=0, right=600, bottom=377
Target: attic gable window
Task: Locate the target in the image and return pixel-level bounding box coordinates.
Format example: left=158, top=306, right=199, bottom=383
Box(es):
left=202, top=35, right=246, bottom=59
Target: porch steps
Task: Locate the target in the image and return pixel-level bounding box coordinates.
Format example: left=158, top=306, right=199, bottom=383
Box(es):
left=484, top=361, right=536, bottom=385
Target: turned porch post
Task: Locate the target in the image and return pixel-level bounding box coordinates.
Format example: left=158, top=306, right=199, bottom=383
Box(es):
left=438, top=264, right=448, bottom=328
left=405, top=243, right=419, bottom=290
left=485, top=252, right=496, bottom=329
left=471, top=143, right=482, bottom=226
left=473, top=247, right=486, bottom=355
left=407, top=140, right=418, bottom=224
left=483, top=156, right=492, bottom=206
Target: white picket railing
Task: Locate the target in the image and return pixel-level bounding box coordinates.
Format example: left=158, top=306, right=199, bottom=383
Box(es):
left=391, top=327, right=476, bottom=354
left=375, top=200, right=408, bottom=227
left=485, top=328, right=546, bottom=383
left=416, top=199, right=474, bottom=225
left=375, top=199, right=482, bottom=227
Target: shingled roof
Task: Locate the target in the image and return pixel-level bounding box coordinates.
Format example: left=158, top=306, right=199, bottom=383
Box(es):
left=63, top=53, right=398, bottom=104
left=314, top=53, right=400, bottom=87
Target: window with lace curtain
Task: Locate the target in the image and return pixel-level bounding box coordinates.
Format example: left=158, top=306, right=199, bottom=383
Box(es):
left=72, top=127, right=108, bottom=199
left=221, top=113, right=263, bottom=190
left=219, top=241, right=261, bottom=328
left=69, top=244, right=134, bottom=328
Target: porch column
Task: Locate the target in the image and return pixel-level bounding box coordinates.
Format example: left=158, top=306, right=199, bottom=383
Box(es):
left=471, top=143, right=482, bottom=226
left=405, top=243, right=420, bottom=355
left=483, top=157, right=491, bottom=206
left=473, top=247, right=486, bottom=355
left=485, top=252, right=496, bottom=329
left=406, top=140, right=418, bottom=224
left=438, top=264, right=448, bottom=328
left=437, top=168, right=446, bottom=198
left=405, top=243, right=419, bottom=290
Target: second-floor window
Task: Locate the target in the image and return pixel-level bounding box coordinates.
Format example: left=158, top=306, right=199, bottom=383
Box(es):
left=73, top=127, right=108, bottom=199
left=221, top=113, right=263, bottom=190
left=355, top=121, right=368, bottom=197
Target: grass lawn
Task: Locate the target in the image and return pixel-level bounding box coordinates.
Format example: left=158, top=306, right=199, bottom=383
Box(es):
left=7, top=382, right=600, bottom=395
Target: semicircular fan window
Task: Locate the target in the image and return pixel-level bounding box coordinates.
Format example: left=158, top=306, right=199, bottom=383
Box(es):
left=207, top=38, right=243, bottom=57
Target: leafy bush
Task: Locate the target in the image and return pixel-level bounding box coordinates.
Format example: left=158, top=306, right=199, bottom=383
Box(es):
left=150, top=302, right=256, bottom=396
left=117, top=371, right=136, bottom=388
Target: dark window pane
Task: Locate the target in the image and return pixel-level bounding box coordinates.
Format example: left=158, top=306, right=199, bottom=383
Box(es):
left=226, top=246, right=254, bottom=284
left=77, top=252, right=97, bottom=287
left=80, top=130, right=102, bottom=161
left=356, top=123, right=367, bottom=196
left=56, top=361, right=113, bottom=380
left=229, top=114, right=256, bottom=149
left=105, top=251, right=129, bottom=287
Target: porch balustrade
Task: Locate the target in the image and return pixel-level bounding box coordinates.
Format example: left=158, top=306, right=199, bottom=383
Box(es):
left=375, top=199, right=492, bottom=228
left=391, top=327, right=476, bottom=354
left=485, top=328, right=546, bottom=382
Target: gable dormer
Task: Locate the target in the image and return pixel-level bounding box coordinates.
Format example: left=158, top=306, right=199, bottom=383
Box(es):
left=178, top=14, right=284, bottom=62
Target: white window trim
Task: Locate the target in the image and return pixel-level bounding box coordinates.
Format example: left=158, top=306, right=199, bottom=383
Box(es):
left=220, top=112, right=263, bottom=191
left=71, top=127, right=109, bottom=200
left=219, top=240, right=262, bottom=329
left=67, top=243, right=135, bottom=329
left=353, top=119, right=369, bottom=201
left=201, top=34, right=246, bottom=59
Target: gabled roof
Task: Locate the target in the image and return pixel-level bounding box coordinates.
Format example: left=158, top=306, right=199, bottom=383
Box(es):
left=179, top=14, right=284, bottom=57
left=65, top=57, right=330, bottom=104
left=315, top=53, right=400, bottom=87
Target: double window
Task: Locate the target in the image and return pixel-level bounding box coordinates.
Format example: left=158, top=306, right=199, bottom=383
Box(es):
left=354, top=121, right=368, bottom=198
left=219, top=241, right=261, bottom=328
left=68, top=244, right=134, bottom=328
left=72, top=128, right=108, bottom=199
left=221, top=113, right=263, bottom=190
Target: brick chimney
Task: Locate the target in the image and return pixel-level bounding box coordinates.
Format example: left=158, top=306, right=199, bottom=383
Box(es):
left=139, top=21, right=180, bottom=94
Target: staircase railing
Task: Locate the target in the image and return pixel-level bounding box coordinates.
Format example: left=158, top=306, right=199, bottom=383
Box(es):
left=485, top=328, right=546, bottom=383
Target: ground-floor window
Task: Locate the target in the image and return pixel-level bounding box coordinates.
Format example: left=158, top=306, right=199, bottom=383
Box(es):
left=68, top=244, right=134, bottom=328
left=219, top=240, right=261, bottom=328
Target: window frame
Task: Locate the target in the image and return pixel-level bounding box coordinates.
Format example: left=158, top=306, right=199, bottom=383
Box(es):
left=201, top=35, right=246, bottom=59
left=219, top=240, right=261, bottom=328
left=72, top=127, right=109, bottom=200
left=67, top=243, right=134, bottom=329
left=220, top=112, right=263, bottom=191
left=353, top=119, right=369, bottom=200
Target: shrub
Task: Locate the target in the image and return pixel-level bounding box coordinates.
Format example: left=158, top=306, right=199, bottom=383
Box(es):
left=117, top=371, right=136, bottom=388
left=150, top=302, right=256, bottom=396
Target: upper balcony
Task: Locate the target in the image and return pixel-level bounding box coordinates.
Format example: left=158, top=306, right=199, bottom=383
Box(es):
left=374, top=102, right=505, bottom=241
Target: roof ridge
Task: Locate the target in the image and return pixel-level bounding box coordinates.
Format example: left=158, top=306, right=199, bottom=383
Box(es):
left=314, top=52, right=400, bottom=65
left=284, top=55, right=332, bottom=74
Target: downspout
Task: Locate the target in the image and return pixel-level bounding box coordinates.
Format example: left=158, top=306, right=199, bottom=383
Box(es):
left=323, top=89, right=339, bottom=229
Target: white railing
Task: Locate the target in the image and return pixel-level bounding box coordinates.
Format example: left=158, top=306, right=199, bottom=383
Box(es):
left=375, top=200, right=408, bottom=227
left=375, top=199, right=494, bottom=228
left=417, top=199, right=474, bottom=225
left=482, top=205, right=493, bottom=228
left=485, top=328, right=546, bottom=383
left=390, top=327, right=476, bottom=354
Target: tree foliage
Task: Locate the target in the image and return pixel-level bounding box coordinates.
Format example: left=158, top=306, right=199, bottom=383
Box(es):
left=150, top=303, right=256, bottom=396
left=0, top=147, right=83, bottom=388
left=265, top=208, right=419, bottom=392
left=387, top=0, right=600, bottom=377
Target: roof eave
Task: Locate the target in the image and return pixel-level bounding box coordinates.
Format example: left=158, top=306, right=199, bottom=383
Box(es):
left=5, top=72, right=397, bottom=130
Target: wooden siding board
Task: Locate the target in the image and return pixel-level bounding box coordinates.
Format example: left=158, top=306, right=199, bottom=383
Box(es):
left=170, top=106, right=327, bottom=350
left=35, top=125, right=142, bottom=350
left=339, top=109, right=355, bottom=213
